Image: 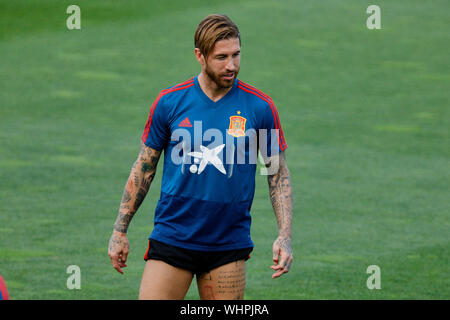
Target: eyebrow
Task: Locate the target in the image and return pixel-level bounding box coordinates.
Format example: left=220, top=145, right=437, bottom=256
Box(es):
left=215, top=50, right=241, bottom=57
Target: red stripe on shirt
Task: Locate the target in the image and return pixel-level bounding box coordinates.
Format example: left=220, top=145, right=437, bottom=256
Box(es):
left=238, top=80, right=270, bottom=99
left=237, top=84, right=287, bottom=151
left=141, top=91, right=165, bottom=143
left=163, top=78, right=194, bottom=92
left=237, top=81, right=287, bottom=150
left=141, top=82, right=194, bottom=143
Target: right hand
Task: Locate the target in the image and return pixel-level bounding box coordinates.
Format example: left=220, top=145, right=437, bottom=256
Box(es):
left=108, top=230, right=130, bottom=274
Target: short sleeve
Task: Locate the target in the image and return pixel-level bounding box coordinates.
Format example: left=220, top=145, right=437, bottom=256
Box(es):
left=258, top=97, right=288, bottom=157
left=141, top=92, right=170, bottom=151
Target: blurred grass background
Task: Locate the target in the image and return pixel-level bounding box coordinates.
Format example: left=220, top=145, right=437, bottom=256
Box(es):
left=0, top=0, right=448, bottom=299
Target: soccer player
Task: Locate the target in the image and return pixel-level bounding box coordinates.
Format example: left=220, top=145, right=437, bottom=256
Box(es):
left=108, top=14, right=293, bottom=300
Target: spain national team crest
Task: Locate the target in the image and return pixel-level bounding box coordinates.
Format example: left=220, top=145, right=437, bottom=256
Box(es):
left=228, top=115, right=246, bottom=137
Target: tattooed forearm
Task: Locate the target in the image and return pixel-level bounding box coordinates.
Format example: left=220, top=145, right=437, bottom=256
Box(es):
left=133, top=187, right=147, bottom=212
left=114, top=212, right=133, bottom=233
left=141, top=162, right=152, bottom=173
left=121, top=189, right=131, bottom=203
left=267, top=152, right=293, bottom=237
left=113, top=142, right=162, bottom=234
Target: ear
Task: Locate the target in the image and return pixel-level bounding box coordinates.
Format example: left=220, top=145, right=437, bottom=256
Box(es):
left=194, top=48, right=205, bottom=66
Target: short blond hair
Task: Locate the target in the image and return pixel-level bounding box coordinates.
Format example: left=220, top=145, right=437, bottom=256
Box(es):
left=194, top=14, right=240, bottom=58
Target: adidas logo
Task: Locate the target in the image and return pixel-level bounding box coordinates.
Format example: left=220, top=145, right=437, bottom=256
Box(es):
left=178, top=117, right=192, bottom=127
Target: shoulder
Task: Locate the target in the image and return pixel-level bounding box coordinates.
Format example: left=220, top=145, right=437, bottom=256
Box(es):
left=237, top=79, right=278, bottom=115
left=146, top=78, right=195, bottom=126
left=237, top=79, right=274, bottom=102
left=163, top=77, right=195, bottom=92
left=154, top=77, right=195, bottom=104
left=162, top=77, right=195, bottom=97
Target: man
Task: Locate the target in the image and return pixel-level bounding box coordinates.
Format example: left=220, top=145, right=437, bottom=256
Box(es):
left=108, top=14, right=293, bottom=300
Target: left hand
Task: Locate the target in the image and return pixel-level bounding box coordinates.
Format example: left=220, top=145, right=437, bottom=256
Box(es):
left=270, top=236, right=293, bottom=279
left=108, top=230, right=130, bottom=274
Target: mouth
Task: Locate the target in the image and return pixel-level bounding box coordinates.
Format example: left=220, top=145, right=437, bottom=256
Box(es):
left=221, top=73, right=235, bottom=80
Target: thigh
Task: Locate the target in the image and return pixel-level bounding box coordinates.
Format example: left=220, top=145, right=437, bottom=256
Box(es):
left=197, top=260, right=246, bottom=300
left=139, top=259, right=193, bottom=300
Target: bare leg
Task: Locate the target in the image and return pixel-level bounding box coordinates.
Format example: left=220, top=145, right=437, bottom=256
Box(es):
left=139, top=259, right=193, bottom=300
left=197, top=260, right=246, bottom=300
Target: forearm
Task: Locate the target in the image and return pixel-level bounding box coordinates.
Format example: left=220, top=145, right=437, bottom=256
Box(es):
left=267, top=154, right=293, bottom=238
left=113, top=143, right=160, bottom=234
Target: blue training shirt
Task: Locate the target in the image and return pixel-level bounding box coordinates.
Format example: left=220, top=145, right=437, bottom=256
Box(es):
left=141, top=75, right=288, bottom=251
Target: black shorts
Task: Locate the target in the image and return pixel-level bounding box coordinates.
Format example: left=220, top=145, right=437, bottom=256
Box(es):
left=144, top=239, right=253, bottom=275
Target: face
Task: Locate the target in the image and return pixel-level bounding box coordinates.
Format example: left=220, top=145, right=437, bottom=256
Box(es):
left=198, top=37, right=241, bottom=89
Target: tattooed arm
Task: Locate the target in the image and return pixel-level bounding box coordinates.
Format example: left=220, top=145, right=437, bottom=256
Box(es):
left=108, top=142, right=162, bottom=274
left=266, top=151, right=294, bottom=279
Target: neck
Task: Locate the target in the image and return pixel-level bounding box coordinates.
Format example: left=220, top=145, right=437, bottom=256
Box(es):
left=197, top=72, right=233, bottom=102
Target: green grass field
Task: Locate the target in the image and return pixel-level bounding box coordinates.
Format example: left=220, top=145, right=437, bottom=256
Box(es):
left=0, top=0, right=449, bottom=299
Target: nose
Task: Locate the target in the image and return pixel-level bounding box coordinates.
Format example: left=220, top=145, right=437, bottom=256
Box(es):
left=226, top=57, right=237, bottom=72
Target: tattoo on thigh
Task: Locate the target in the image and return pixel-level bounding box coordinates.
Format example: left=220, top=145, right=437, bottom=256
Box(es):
left=203, top=285, right=216, bottom=300
left=216, top=261, right=246, bottom=299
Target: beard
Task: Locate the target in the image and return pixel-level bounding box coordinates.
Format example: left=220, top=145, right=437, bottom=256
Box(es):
left=204, top=63, right=239, bottom=89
